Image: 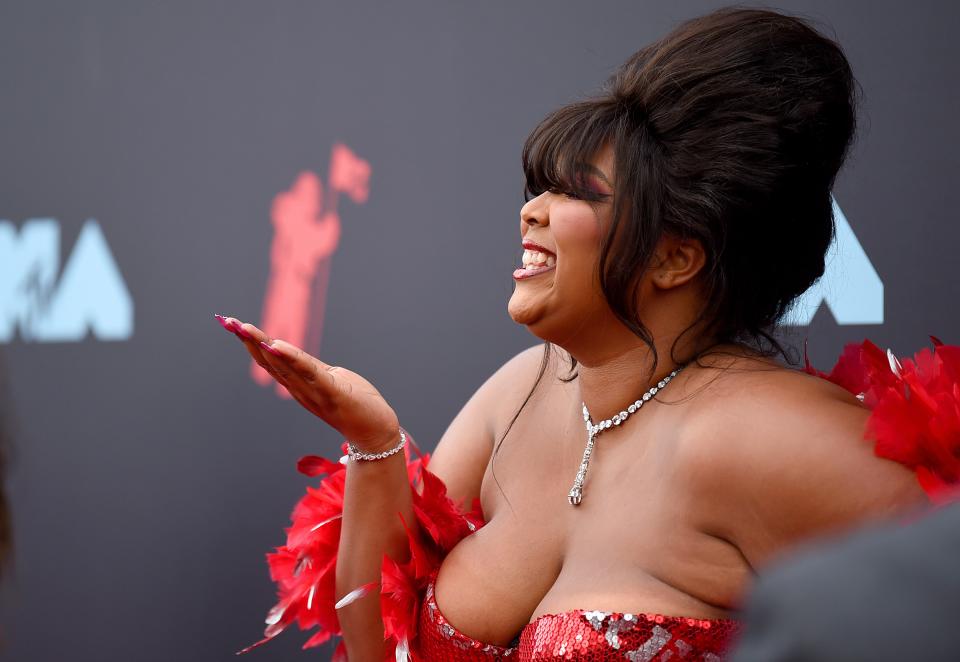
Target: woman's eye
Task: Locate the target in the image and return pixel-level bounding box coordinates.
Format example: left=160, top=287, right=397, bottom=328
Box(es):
left=560, top=188, right=610, bottom=202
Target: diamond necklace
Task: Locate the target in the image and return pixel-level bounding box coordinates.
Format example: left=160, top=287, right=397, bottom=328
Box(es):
left=568, top=363, right=688, bottom=506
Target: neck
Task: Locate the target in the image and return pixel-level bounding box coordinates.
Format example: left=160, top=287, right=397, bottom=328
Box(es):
left=575, top=341, right=687, bottom=424
left=563, top=311, right=710, bottom=423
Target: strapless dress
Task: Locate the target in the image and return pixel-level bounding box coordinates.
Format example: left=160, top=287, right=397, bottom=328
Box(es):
left=417, top=571, right=739, bottom=660
left=239, top=338, right=959, bottom=660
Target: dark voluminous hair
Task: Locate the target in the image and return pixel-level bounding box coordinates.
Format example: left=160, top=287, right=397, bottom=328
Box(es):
left=491, top=7, right=862, bottom=493
left=523, top=5, right=860, bottom=377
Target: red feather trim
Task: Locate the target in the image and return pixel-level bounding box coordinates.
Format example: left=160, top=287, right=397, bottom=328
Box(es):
left=809, top=337, right=960, bottom=504
left=238, top=437, right=485, bottom=659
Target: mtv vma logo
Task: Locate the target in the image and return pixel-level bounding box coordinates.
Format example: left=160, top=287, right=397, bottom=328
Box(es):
left=0, top=218, right=133, bottom=342
left=783, top=196, right=883, bottom=325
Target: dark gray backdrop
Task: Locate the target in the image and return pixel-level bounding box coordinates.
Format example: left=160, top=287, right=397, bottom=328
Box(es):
left=1, top=1, right=957, bottom=660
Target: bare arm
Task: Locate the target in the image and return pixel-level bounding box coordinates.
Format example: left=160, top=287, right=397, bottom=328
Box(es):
left=429, top=343, right=549, bottom=506
left=336, top=434, right=415, bottom=660
left=693, top=370, right=927, bottom=571
left=221, top=314, right=545, bottom=658
left=335, top=343, right=548, bottom=658
left=223, top=316, right=406, bottom=660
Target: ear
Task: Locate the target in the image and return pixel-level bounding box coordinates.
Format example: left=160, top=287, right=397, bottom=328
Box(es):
left=651, top=235, right=706, bottom=290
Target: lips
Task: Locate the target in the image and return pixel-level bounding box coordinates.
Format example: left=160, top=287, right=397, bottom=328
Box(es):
left=514, top=239, right=557, bottom=281
left=513, top=262, right=555, bottom=280
left=522, top=239, right=556, bottom=257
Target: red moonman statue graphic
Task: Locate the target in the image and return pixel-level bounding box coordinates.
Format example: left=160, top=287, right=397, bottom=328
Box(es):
left=252, top=143, right=371, bottom=397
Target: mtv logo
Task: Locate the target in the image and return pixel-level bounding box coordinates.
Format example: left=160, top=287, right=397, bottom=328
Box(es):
left=0, top=218, right=134, bottom=342
left=782, top=196, right=884, bottom=326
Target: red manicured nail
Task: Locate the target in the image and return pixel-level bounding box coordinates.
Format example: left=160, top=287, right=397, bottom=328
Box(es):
left=214, top=314, right=232, bottom=331
left=234, top=324, right=253, bottom=340
left=260, top=341, right=282, bottom=357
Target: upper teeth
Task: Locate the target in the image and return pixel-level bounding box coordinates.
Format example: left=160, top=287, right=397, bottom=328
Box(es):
left=522, top=249, right=556, bottom=268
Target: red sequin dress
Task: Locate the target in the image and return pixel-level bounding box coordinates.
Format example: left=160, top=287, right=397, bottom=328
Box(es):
left=239, top=338, right=960, bottom=660
left=417, top=569, right=739, bottom=660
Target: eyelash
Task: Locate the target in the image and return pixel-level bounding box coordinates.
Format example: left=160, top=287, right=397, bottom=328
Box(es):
left=559, top=189, right=610, bottom=202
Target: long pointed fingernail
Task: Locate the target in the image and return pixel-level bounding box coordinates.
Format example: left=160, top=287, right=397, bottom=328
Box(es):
left=233, top=324, right=253, bottom=340
left=260, top=341, right=282, bottom=357
left=214, top=314, right=232, bottom=331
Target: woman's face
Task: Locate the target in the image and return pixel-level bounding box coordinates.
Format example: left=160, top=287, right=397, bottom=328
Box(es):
left=507, top=144, right=618, bottom=345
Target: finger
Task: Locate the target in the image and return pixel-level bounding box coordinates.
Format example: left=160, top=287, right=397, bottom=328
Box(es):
left=223, top=317, right=276, bottom=369
left=223, top=319, right=343, bottom=410
left=258, top=340, right=355, bottom=415
left=214, top=314, right=256, bottom=345
left=250, top=348, right=294, bottom=389
left=280, top=375, right=329, bottom=419
left=231, top=319, right=269, bottom=343
left=257, top=342, right=332, bottom=403
left=272, top=340, right=353, bottom=405
left=256, top=340, right=299, bottom=383
left=252, top=349, right=293, bottom=388
left=249, top=352, right=330, bottom=419
left=270, top=340, right=334, bottom=382
left=222, top=319, right=294, bottom=388
left=214, top=313, right=236, bottom=335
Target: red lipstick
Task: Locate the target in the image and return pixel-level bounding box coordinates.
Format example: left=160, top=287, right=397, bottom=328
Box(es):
left=522, top=239, right=556, bottom=256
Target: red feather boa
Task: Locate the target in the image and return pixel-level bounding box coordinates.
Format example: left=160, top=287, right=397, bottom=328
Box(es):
left=804, top=337, right=960, bottom=503
left=241, top=337, right=960, bottom=657
left=238, top=436, right=483, bottom=659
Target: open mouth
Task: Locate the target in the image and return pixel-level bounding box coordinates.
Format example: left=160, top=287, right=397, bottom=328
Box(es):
left=521, top=248, right=556, bottom=270
left=513, top=242, right=556, bottom=280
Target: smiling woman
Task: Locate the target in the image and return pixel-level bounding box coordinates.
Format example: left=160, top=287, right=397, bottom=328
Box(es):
left=221, top=6, right=958, bottom=662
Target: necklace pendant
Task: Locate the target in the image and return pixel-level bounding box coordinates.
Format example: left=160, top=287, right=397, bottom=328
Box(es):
left=569, top=364, right=688, bottom=507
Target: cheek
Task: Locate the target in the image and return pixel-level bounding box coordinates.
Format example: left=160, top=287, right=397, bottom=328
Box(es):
left=553, top=207, right=605, bottom=281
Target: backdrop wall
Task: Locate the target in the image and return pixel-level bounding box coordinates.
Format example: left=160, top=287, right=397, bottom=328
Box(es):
left=1, top=1, right=957, bottom=660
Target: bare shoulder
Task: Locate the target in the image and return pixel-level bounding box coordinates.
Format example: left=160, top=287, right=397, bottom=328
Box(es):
left=428, top=343, right=558, bottom=505
left=483, top=343, right=572, bottom=430
left=676, top=352, right=926, bottom=567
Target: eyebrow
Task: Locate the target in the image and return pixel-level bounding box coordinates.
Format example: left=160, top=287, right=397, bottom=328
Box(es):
left=576, top=163, right=613, bottom=188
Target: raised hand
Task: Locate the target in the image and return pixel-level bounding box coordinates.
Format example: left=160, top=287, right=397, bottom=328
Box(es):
left=215, top=314, right=400, bottom=452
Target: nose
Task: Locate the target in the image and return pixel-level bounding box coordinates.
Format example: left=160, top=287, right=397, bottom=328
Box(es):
left=520, top=192, right=550, bottom=228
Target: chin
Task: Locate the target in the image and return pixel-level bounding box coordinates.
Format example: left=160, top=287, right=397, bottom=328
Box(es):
left=507, top=298, right=538, bottom=328
left=508, top=288, right=590, bottom=347
left=507, top=290, right=547, bottom=327
left=507, top=304, right=560, bottom=346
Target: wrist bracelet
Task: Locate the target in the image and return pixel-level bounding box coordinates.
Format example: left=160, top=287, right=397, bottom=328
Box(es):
left=347, top=429, right=406, bottom=462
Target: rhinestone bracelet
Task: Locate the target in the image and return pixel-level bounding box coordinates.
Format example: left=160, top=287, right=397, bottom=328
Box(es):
left=347, top=429, right=406, bottom=462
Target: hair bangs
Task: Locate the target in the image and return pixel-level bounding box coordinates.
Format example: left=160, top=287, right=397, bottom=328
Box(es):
left=522, top=101, right=615, bottom=203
